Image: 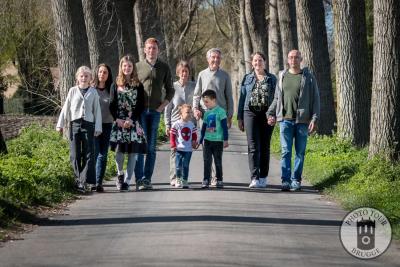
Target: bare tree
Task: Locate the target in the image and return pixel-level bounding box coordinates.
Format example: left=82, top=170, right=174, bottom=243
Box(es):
left=114, top=0, right=137, bottom=59
left=244, top=0, right=269, bottom=64
left=239, top=0, right=252, bottom=72
left=51, top=0, right=77, bottom=103
left=278, top=0, right=298, bottom=67
left=296, top=0, right=336, bottom=135
left=70, top=0, right=91, bottom=67
left=369, top=0, right=400, bottom=161
left=134, top=0, right=165, bottom=61
left=333, top=0, right=370, bottom=146
left=82, top=0, right=101, bottom=69
left=269, top=0, right=283, bottom=76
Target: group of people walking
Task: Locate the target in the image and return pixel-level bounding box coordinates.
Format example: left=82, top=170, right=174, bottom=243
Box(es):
left=56, top=36, right=320, bottom=193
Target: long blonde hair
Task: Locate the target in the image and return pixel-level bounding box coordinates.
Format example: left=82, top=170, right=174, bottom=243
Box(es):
left=116, top=55, right=140, bottom=87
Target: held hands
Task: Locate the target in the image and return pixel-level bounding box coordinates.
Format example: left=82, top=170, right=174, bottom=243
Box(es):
left=267, top=116, right=276, bottom=126
left=193, top=141, right=201, bottom=149
left=56, top=128, right=63, bottom=135
left=94, top=131, right=101, bottom=137
left=166, top=127, right=170, bottom=137
left=227, top=117, right=232, bottom=129
left=193, top=108, right=202, bottom=121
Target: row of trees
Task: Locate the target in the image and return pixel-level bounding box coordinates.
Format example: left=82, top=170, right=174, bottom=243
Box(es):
left=0, top=0, right=398, bottom=161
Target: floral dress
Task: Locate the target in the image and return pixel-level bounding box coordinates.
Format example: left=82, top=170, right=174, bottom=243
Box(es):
left=109, top=84, right=147, bottom=154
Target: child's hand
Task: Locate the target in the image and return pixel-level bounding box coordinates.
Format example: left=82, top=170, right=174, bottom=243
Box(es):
left=171, top=147, right=177, bottom=152
left=223, top=140, right=229, bottom=148
left=116, top=119, right=125, bottom=128
left=192, top=141, right=198, bottom=149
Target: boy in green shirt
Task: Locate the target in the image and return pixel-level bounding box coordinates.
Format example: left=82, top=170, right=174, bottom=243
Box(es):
left=197, top=90, right=229, bottom=188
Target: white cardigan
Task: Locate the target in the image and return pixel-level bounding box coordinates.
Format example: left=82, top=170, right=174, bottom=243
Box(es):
left=56, top=86, right=102, bottom=133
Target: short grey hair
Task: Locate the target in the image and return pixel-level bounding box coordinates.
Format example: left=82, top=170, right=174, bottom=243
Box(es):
left=206, top=48, right=222, bottom=59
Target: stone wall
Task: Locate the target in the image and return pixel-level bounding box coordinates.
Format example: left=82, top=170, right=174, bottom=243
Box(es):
left=0, top=115, right=57, bottom=140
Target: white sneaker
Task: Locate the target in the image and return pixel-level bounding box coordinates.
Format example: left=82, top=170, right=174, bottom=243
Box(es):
left=175, top=178, right=183, bottom=188
left=249, top=179, right=260, bottom=188
left=258, top=177, right=267, bottom=188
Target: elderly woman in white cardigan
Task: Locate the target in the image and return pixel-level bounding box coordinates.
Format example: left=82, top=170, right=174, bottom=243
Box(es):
left=57, top=66, right=102, bottom=193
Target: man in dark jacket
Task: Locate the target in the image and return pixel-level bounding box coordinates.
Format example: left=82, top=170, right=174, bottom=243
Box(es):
left=134, top=38, right=174, bottom=190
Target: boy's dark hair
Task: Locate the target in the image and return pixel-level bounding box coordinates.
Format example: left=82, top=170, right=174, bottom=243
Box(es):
left=201, top=89, right=216, bottom=100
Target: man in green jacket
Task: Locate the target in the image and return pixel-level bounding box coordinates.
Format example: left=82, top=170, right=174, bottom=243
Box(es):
left=267, top=50, right=320, bottom=191
left=134, top=37, right=174, bottom=190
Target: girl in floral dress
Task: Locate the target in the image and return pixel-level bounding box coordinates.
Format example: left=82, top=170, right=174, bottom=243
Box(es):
left=109, top=55, right=147, bottom=191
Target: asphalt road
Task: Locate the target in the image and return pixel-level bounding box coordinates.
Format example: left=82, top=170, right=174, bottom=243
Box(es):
left=0, top=127, right=399, bottom=266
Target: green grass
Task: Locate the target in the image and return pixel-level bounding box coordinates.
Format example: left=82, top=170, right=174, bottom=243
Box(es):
left=270, top=127, right=400, bottom=239
left=0, top=124, right=117, bottom=231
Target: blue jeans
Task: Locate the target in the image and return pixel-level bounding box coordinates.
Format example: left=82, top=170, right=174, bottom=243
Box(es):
left=94, top=123, right=112, bottom=185
left=175, top=151, right=192, bottom=180
left=279, top=120, right=308, bottom=183
left=134, top=109, right=161, bottom=182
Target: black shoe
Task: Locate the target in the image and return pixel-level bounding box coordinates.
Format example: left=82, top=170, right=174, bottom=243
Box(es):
left=75, top=183, right=86, bottom=194
left=96, top=185, right=104, bottom=192
left=138, top=179, right=153, bottom=190
left=120, top=182, right=129, bottom=191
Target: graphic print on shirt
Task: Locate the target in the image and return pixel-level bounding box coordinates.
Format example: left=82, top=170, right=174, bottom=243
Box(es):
left=206, top=114, right=217, bottom=133
left=181, top=127, right=191, bottom=141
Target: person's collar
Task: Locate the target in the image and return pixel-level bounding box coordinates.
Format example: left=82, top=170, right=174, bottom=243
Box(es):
left=208, top=67, right=219, bottom=72
left=146, top=58, right=157, bottom=67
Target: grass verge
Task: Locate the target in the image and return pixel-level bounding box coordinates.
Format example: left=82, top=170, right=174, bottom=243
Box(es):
left=270, top=127, right=400, bottom=239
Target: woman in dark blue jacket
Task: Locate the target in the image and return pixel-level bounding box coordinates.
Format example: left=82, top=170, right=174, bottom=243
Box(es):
left=237, top=52, right=276, bottom=189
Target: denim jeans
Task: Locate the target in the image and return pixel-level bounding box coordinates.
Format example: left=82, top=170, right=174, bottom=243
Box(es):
left=69, top=119, right=96, bottom=185
left=115, top=152, right=138, bottom=184
left=279, top=120, right=308, bottom=183
left=203, top=140, right=223, bottom=181
left=175, top=150, right=192, bottom=180
left=244, top=110, right=274, bottom=180
left=134, top=109, right=161, bottom=182
left=94, top=123, right=112, bottom=185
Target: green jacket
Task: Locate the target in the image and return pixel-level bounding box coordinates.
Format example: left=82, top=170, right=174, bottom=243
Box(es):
left=267, top=67, right=320, bottom=124
left=136, top=59, right=174, bottom=110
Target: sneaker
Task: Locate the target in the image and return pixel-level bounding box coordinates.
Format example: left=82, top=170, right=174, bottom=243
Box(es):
left=170, top=178, right=176, bottom=187
left=120, top=182, right=129, bottom=191
left=216, top=180, right=224, bottom=188
left=290, top=180, right=301, bottom=191
left=281, top=181, right=291, bottom=191
left=210, top=177, right=218, bottom=186
left=75, top=183, right=86, bottom=194
left=175, top=178, right=183, bottom=188
left=249, top=179, right=260, bottom=188
left=201, top=179, right=209, bottom=189
left=258, top=177, right=267, bottom=188
left=182, top=179, right=189, bottom=189
left=96, top=185, right=104, bottom=192
left=138, top=179, right=153, bottom=190
left=116, top=174, right=124, bottom=190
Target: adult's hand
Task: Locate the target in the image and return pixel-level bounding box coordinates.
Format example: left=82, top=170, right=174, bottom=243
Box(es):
left=193, top=108, right=202, bottom=120
left=238, top=119, right=244, bottom=132
left=308, top=121, right=317, bottom=134
left=227, top=117, right=232, bottom=129
left=267, top=116, right=276, bottom=126
left=57, top=128, right=63, bottom=135
left=165, top=127, right=170, bottom=136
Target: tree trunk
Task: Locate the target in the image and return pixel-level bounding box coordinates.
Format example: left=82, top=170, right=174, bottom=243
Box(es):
left=134, top=0, right=166, bottom=61
left=296, top=0, right=336, bottom=135
left=333, top=0, right=370, bottom=146
left=240, top=0, right=252, bottom=73
left=51, top=0, right=77, bottom=104
left=369, top=0, right=400, bottom=161
left=69, top=0, right=91, bottom=67
left=245, top=0, right=269, bottom=66
left=0, top=129, right=7, bottom=154
left=269, top=0, right=283, bottom=76
left=114, top=0, right=137, bottom=60
left=278, top=0, right=298, bottom=67
left=82, top=0, right=100, bottom=69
